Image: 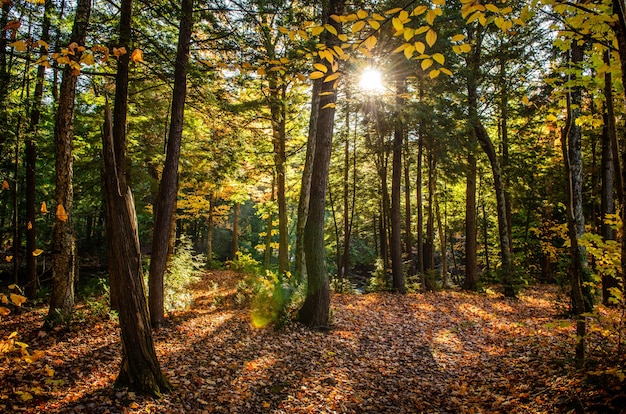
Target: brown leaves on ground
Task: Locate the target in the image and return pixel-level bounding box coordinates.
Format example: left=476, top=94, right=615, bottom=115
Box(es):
left=1, top=270, right=624, bottom=413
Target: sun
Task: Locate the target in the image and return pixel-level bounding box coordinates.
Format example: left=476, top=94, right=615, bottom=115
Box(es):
left=359, top=66, right=385, bottom=94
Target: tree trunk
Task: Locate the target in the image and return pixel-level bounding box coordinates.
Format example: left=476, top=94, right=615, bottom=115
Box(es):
left=424, top=148, right=436, bottom=290
left=613, top=0, right=626, bottom=297
left=295, top=79, right=321, bottom=280
left=464, top=153, right=478, bottom=291
left=103, top=104, right=171, bottom=397
left=390, top=76, right=406, bottom=293
left=207, top=191, right=215, bottom=264
left=466, top=26, right=514, bottom=296
left=26, top=0, right=51, bottom=296
left=416, top=129, right=424, bottom=278
left=48, top=0, right=91, bottom=319
left=103, top=0, right=171, bottom=395
left=601, top=49, right=619, bottom=305
left=298, top=0, right=344, bottom=328
left=232, top=202, right=240, bottom=260
left=436, top=192, right=449, bottom=288
left=403, top=134, right=414, bottom=277
left=264, top=175, right=275, bottom=270
left=148, top=0, right=193, bottom=329
left=562, top=38, right=588, bottom=366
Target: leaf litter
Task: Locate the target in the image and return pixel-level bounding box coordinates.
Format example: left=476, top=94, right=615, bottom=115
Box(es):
left=1, top=270, right=624, bottom=413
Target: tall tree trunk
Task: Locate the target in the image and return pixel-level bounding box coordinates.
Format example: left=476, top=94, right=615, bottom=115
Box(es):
left=25, top=0, right=51, bottom=296
left=424, top=148, right=436, bottom=290
left=103, top=0, right=170, bottom=395
left=206, top=191, right=215, bottom=264
left=601, top=49, right=619, bottom=305
left=269, top=80, right=289, bottom=275
left=436, top=192, right=449, bottom=288
left=339, top=90, right=352, bottom=284
left=264, top=175, right=275, bottom=270
left=0, top=1, right=12, bottom=157
left=232, top=202, right=240, bottom=260
left=148, top=0, right=193, bottom=329
left=416, top=129, right=424, bottom=278
left=48, top=0, right=90, bottom=319
left=464, top=153, right=478, bottom=290
left=613, top=0, right=626, bottom=297
left=390, top=76, right=406, bottom=293
left=298, top=0, right=344, bottom=328
left=403, top=134, right=414, bottom=277
left=466, top=26, right=514, bottom=296
left=295, top=79, right=320, bottom=280
left=562, top=38, right=589, bottom=366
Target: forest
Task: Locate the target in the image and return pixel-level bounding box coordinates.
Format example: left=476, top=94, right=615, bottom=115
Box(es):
left=1, top=0, right=626, bottom=412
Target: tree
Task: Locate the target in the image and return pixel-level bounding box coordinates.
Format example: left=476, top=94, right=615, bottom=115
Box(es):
left=148, top=0, right=194, bottom=330
left=102, top=0, right=171, bottom=395
left=298, top=0, right=345, bottom=328
left=48, top=0, right=91, bottom=321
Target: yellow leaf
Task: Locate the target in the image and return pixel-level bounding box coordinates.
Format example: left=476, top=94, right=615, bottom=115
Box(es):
left=392, top=17, right=404, bottom=32
left=338, top=34, right=348, bottom=42
left=9, top=40, right=27, bottom=52
left=414, top=41, right=426, bottom=54
left=404, top=45, right=415, bottom=59
left=56, top=204, right=68, bottom=222
left=372, top=13, right=386, bottom=21
left=321, top=102, right=336, bottom=109
left=429, top=69, right=440, bottom=79
left=324, top=24, right=337, bottom=36
left=440, top=67, right=453, bottom=76
left=352, top=20, right=366, bottom=33
left=415, top=26, right=429, bottom=35
left=257, top=67, right=266, bottom=75
left=5, top=256, right=12, bottom=263
left=426, top=10, right=437, bottom=25
left=0, top=307, right=10, bottom=316
left=309, top=71, right=325, bottom=79
left=433, top=0, right=445, bottom=5
left=522, top=95, right=530, bottom=105
left=10, top=293, right=26, bottom=307
left=80, top=53, right=95, bottom=65
left=398, top=10, right=410, bottom=22
left=392, top=43, right=409, bottom=54
left=368, top=20, right=380, bottom=30
left=324, top=72, right=341, bottom=82
left=460, top=43, right=472, bottom=53
left=314, top=63, right=328, bottom=73
left=425, top=29, right=437, bottom=47
left=404, top=27, right=415, bottom=41
left=358, top=47, right=372, bottom=58
left=113, top=47, right=127, bottom=57
left=129, top=402, right=140, bottom=409
left=311, top=26, right=324, bottom=36
left=386, top=7, right=403, bottom=15
left=130, top=48, right=144, bottom=63
left=412, top=5, right=427, bottom=16
left=485, top=4, right=499, bottom=13
left=451, top=34, right=466, bottom=42
left=41, top=201, right=48, bottom=214
left=433, top=53, right=445, bottom=65
left=32, top=249, right=44, bottom=257
left=357, top=10, right=368, bottom=19
left=45, top=365, right=55, bottom=377
left=330, top=14, right=344, bottom=23
left=27, top=221, right=32, bottom=230
left=421, top=58, right=433, bottom=71
left=2, top=180, right=9, bottom=190
left=363, top=35, right=377, bottom=50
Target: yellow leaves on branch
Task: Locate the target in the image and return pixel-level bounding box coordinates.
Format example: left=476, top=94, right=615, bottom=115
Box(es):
left=56, top=204, right=68, bottom=222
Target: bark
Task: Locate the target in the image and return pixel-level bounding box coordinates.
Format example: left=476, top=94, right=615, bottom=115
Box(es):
left=416, top=129, right=424, bottom=277
left=26, top=0, right=53, bottom=298
left=424, top=148, right=436, bottom=290
left=0, top=1, right=12, bottom=156
left=390, top=76, right=406, bottom=293
left=207, top=191, right=215, bottom=263
left=269, top=79, right=289, bottom=275
left=48, top=0, right=90, bottom=319
left=436, top=192, right=449, bottom=288
left=298, top=0, right=344, bottom=328
left=466, top=26, right=514, bottom=296
left=148, top=0, right=193, bottom=329
left=403, top=135, right=414, bottom=277
left=562, top=38, right=588, bottom=365
left=103, top=104, right=171, bottom=397
left=232, top=202, right=240, bottom=259
left=614, top=0, right=626, bottom=297
left=464, top=153, right=478, bottom=291
left=295, top=79, right=321, bottom=280
left=264, top=175, right=275, bottom=270
left=103, top=0, right=170, bottom=395
left=601, top=49, right=619, bottom=305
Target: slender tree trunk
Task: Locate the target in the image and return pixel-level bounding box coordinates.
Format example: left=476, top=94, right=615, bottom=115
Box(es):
left=295, top=79, right=321, bottom=280
left=207, top=191, right=215, bottom=264
left=339, top=91, right=351, bottom=283
left=103, top=0, right=170, bottom=395
left=0, top=1, right=12, bottom=157
left=48, top=0, right=90, bottom=319
left=424, top=148, right=436, bottom=290
left=298, top=0, right=344, bottom=328
left=390, top=76, right=406, bottom=293
left=403, top=134, right=414, bottom=277
left=416, top=129, right=424, bottom=278
left=148, top=0, right=193, bottom=329
left=601, top=49, right=619, bottom=305
left=26, top=0, right=52, bottom=295
left=613, top=0, right=626, bottom=297
left=436, top=192, right=449, bottom=288
left=466, top=26, right=514, bottom=296
left=562, top=38, right=588, bottom=366
left=232, top=202, right=240, bottom=260
left=464, top=153, right=478, bottom=291
left=264, top=176, right=275, bottom=270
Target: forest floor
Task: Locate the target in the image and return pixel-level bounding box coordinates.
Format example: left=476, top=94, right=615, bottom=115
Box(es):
left=1, top=270, right=625, bottom=413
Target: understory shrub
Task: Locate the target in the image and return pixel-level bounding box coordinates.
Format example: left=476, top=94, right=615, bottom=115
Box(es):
left=161, top=237, right=204, bottom=312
